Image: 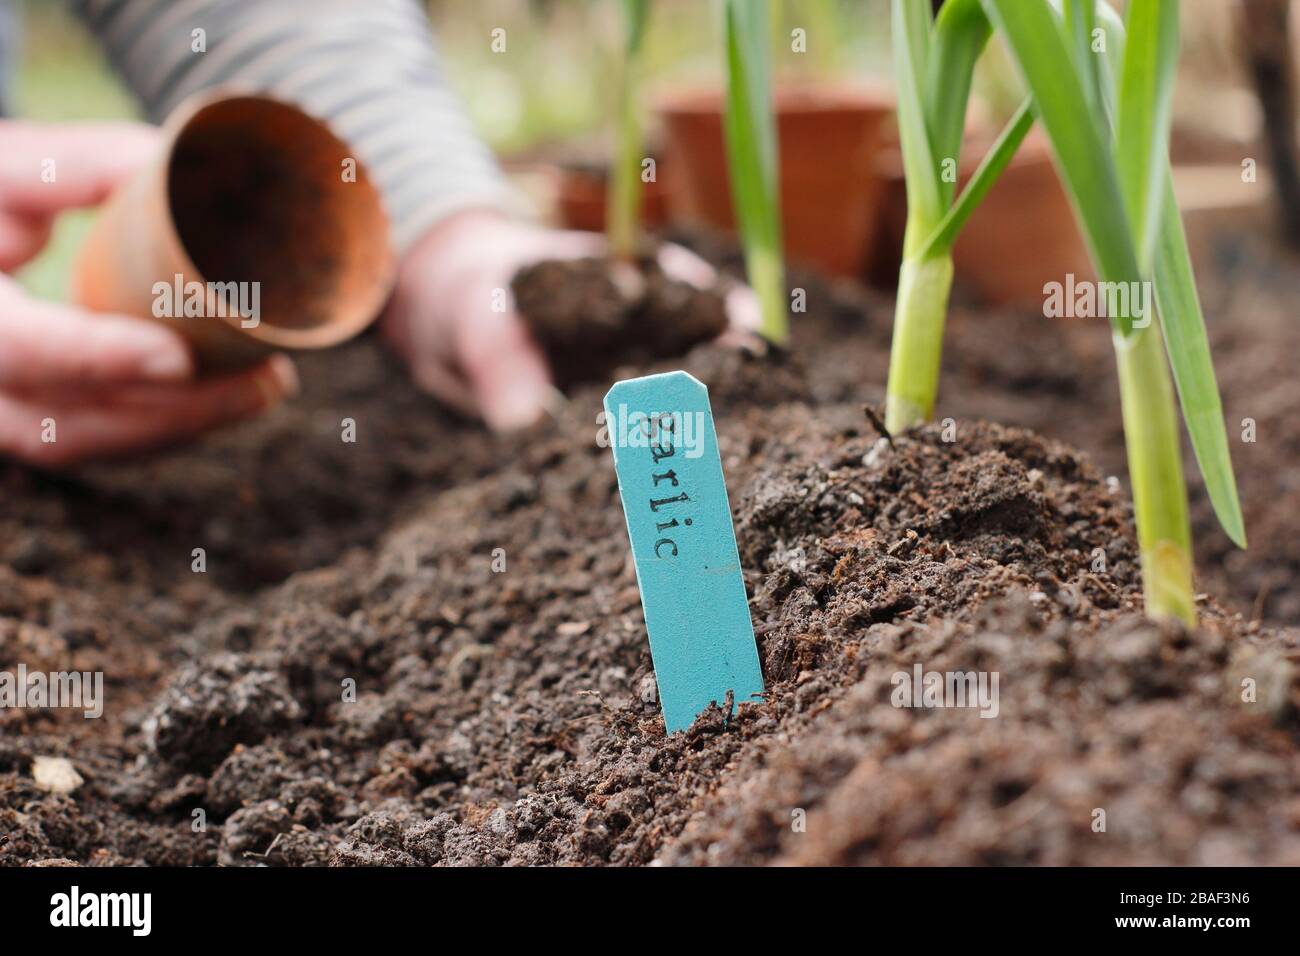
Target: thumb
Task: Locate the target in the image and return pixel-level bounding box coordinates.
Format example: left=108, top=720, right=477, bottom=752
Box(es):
left=0, top=121, right=162, bottom=217
left=457, top=309, right=554, bottom=431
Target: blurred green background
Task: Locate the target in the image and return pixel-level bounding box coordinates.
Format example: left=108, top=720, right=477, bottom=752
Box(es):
left=8, top=0, right=889, bottom=299
left=10, top=0, right=889, bottom=297
left=7, top=0, right=1254, bottom=300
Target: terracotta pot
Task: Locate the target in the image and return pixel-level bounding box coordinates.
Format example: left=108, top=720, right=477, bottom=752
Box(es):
left=554, top=159, right=671, bottom=234
left=871, top=128, right=1094, bottom=309
left=74, top=92, right=395, bottom=371
left=656, top=85, right=892, bottom=278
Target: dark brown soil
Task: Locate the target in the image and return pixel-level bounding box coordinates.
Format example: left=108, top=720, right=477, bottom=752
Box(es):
left=1, top=222, right=1296, bottom=867
left=512, top=252, right=728, bottom=387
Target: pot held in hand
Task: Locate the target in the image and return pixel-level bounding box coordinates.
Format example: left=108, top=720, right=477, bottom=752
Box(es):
left=74, top=92, right=395, bottom=371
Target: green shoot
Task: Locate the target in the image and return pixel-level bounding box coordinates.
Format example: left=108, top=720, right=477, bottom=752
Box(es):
left=884, top=0, right=1032, bottom=432
left=722, top=0, right=788, bottom=344
left=980, top=0, right=1245, bottom=624
left=607, top=0, right=651, bottom=260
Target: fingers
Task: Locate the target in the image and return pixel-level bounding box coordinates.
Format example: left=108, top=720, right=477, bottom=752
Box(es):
left=656, top=242, right=763, bottom=334
left=0, top=274, right=194, bottom=389
left=720, top=284, right=763, bottom=335
left=0, top=121, right=160, bottom=270
left=546, top=228, right=607, bottom=260
left=0, top=208, right=53, bottom=272
left=0, top=121, right=162, bottom=217
left=379, top=284, right=479, bottom=417
left=0, top=356, right=298, bottom=468
left=389, top=298, right=549, bottom=428
left=455, top=307, right=554, bottom=431
left=656, top=242, right=719, bottom=288
left=386, top=221, right=559, bottom=430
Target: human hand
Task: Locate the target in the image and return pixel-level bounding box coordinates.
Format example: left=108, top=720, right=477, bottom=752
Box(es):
left=0, top=121, right=297, bottom=467
left=382, top=209, right=760, bottom=429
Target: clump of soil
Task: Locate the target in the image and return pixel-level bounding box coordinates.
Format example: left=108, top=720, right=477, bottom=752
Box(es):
left=512, top=252, right=728, bottom=387
left=1, top=220, right=1297, bottom=867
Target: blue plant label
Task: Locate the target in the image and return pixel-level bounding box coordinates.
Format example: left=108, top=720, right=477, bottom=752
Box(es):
left=603, top=370, right=765, bottom=733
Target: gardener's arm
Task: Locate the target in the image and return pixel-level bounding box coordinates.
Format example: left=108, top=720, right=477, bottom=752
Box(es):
left=74, top=0, right=755, bottom=428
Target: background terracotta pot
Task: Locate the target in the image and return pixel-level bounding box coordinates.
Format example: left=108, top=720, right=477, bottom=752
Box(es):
left=871, top=128, right=1095, bottom=309
left=656, top=85, right=892, bottom=278
left=553, top=158, right=671, bottom=234
left=74, top=92, right=395, bottom=371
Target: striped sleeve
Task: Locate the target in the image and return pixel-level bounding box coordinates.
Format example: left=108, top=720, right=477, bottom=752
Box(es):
left=71, top=0, right=528, bottom=252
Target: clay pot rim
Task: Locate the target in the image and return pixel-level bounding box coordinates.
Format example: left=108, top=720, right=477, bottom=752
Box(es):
left=156, top=90, right=395, bottom=350
left=875, top=126, right=1056, bottom=179
left=655, top=82, right=895, bottom=119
